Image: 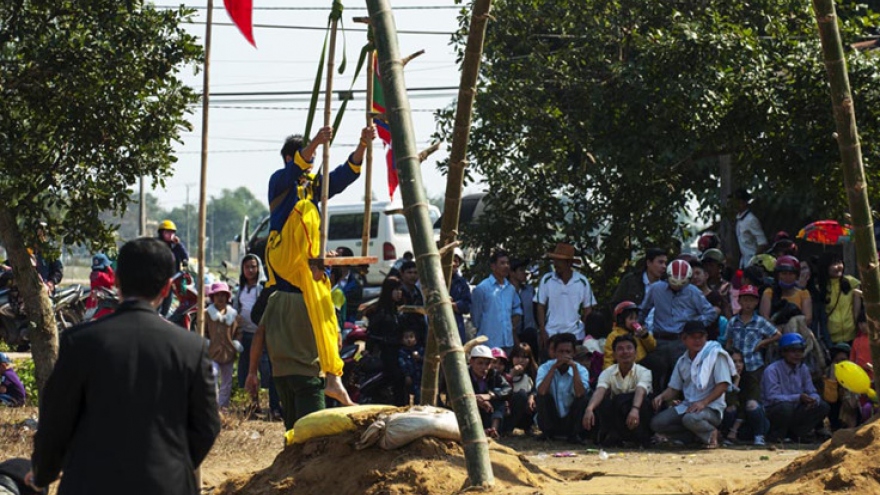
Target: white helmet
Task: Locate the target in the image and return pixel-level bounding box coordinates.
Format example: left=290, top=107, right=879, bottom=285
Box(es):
left=666, top=259, right=692, bottom=289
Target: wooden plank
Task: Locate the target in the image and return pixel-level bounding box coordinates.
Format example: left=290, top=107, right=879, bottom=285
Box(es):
left=315, top=256, right=379, bottom=266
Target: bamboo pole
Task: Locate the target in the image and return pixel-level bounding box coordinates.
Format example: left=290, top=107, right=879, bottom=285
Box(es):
left=196, top=0, right=214, bottom=339
left=320, top=18, right=340, bottom=258
left=366, top=0, right=493, bottom=487
left=362, top=49, right=375, bottom=257
left=812, top=0, right=880, bottom=399
left=424, top=0, right=493, bottom=407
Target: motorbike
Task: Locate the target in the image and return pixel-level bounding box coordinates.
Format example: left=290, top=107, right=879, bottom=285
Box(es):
left=52, top=284, right=88, bottom=331
left=0, top=270, right=88, bottom=348
left=167, top=270, right=199, bottom=330
left=84, top=286, right=119, bottom=321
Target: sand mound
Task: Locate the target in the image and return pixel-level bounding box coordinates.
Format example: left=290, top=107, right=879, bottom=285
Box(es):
left=737, top=416, right=880, bottom=495
left=215, top=411, right=561, bottom=495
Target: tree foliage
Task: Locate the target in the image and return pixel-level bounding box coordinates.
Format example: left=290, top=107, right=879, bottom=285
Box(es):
left=0, top=0, right=202, bottom=390
left=436, top=0, right=880, bottom=301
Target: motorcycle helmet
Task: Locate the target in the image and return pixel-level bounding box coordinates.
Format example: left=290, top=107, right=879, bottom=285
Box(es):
left=613, top=301, right=640, bottom=326
left=779, top=333, right=806, bottom=350
left=666, top=259, right=692, bottom=289
left=749, top=254, right=776, bottom=274
left=774, top=255, right=800, bottom=273
left=158, top=219, right=177, bottom=232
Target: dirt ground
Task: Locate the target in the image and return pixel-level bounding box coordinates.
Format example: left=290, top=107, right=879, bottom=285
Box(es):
left=4, top=406, right=878, bottom=495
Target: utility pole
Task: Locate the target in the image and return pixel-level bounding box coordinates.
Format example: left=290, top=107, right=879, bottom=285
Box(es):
left=139, top=176, right=147, bottom=237
left=185, top=183, right=194, bottom=247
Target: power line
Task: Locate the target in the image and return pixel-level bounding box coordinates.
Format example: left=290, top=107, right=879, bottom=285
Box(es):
left=206, top=105, right=439, bottom=112
left=188, top=21, right=455, bottom=36
left=206, top=86, right=458, bottom=97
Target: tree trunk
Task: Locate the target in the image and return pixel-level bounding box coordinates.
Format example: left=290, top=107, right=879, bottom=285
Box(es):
left=812, top=0, right=880, bottom=398
left=366, top=0, right=494, bottom=488
left=0, top=206, right=58, bottom=396
left=423, top=0, right=494, bottom=408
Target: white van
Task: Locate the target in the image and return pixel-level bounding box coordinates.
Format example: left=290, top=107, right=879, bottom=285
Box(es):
left=240, top=201, right=440, bottom=286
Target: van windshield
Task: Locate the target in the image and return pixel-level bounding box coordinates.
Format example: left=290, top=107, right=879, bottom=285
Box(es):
left=328, top=213, right=380, bottom=240
left=393, top=210, right=440, bottom=235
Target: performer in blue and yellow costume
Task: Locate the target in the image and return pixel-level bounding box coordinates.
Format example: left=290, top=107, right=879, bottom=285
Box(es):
left=262, top=125, right=375, bottom=423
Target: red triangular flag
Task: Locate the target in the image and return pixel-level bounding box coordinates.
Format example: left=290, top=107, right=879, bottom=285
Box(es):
left=223, top=0, right=256, bottom=47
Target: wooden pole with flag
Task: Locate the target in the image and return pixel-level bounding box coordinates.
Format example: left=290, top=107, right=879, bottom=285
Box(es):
left=361, top=49, right=375, bottom=257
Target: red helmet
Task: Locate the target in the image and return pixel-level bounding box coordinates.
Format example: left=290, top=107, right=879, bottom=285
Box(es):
left=614, top=301, right=640, bottom=318
left=697, top=233, right=720, bottom=252
left=774, top=255, right=800, bottom=273
left=667, top=259, right=692, bottom=288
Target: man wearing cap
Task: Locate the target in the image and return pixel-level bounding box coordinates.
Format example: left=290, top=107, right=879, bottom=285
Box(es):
left=467, top=345, right=512, bottom=438
left=449, top=247, right=472, bottom=343
left=536, top=243, right=597, bottom=355
left=731, top=188, right=768, bottom=269
left=509, top=257, right=538, bottom=353
left=762, top=333, right=830, bottom=443
left=700, top=248, right=728, bottom=295
left=27, top=237, right=220, bottom=494
left=725, top=285, right=779, bottom=402
left=86, top=253, right=116, bottom=320
left=650, top=321, right=734, bottom=449
left=535, top=333, right=591, bottom=442
left=0, top=352, right=26, bottom=407
left=471, top=249, right=522, bottom=353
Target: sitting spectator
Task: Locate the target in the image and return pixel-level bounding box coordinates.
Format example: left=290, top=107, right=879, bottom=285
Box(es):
left=724, top=285, right=780, bottom=402
left=583, top=334, right=653, bottom=447
left=762, top=333, right=830, bottom=443
left=721, top=349, right=769, bottom=446
left=0, top=353, right=25, bottom=407
left=651, top=321, right=734, bottom=449
left=825, top=343, right=860, bottom=430
left=604, top=301, right=656, bottom=369
left=468, top=345, right=511, bottom=439
left=504, top=343, right=538, bottom=435
left=535, top=333, right=590, bottom=443
left=398, top=329, right=424, bottom=405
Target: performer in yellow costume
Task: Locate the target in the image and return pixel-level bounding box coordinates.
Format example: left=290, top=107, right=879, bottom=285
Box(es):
left=260, top=125, right=375, bottom=425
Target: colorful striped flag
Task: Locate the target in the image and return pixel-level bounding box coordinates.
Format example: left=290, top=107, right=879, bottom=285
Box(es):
left=223, top=0, right=256, bottom=47
left=370, top=53, right=398, bottom=200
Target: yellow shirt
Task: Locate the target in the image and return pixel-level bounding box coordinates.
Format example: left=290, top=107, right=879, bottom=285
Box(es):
left=596, top=363, right=653, bottom=395
left=827, top=275, right=860, bottom=343
left=603, top=325, right=657, bottom=369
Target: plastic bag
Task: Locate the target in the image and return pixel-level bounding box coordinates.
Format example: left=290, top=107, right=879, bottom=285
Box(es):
left=356, top=405, right=461, bottom=450
left=285, top=404, right=394, bottom=446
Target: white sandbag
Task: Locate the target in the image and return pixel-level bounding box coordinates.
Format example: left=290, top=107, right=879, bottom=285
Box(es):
left=356, top=405, right=461, bottom=450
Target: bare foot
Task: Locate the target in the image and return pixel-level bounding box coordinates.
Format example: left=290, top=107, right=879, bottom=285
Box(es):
left=325, top=374, right=356, bottom=406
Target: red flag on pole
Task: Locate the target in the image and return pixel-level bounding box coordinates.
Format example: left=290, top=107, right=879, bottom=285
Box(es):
left=223, top=0, right=256, bottom=47
left=370, top=53, right=398, bottom=199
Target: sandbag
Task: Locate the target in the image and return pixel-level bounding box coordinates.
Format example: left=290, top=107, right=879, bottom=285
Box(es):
left=356, top=405, right=461, bottom=450
left=285, top=404, right=395, bottom=446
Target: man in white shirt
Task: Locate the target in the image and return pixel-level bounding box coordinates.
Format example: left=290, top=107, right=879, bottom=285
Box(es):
left=732, top=188, right=768, bottom=268
left=583, top=334, right=653, bottom=447
left=536, top=243, right=597, bottom=355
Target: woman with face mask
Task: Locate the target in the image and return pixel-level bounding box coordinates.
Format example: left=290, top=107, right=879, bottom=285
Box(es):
left=759, top=255, right=813, bottom=328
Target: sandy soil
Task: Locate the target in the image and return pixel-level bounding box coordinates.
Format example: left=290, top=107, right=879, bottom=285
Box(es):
left=5, top=405, right=873, bottom=495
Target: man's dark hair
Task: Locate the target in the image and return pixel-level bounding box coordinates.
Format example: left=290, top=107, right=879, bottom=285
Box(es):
left=490, top=248, right=510, bottom=265
left=645, top=248, right=666, bottom=262
left=280, top=134, right=305, bottom=160
left=336, top=246, right=354, bottom=257
left=554, top=332, right=578, bottom=349
left=400, top=260, right=417, bottom=273
left=117, top=238, right=176, bottom=299
left=612, top=333, right=637, bottom=352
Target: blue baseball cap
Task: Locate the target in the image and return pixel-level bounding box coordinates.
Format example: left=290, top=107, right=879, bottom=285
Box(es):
left=92, top=253, right=112, bottom=271
left=0, top=352, right=10, bottom=364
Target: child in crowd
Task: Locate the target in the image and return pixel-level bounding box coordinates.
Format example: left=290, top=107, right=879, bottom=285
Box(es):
left=604, top=301, right=655, bottom=369
left=205, top=282, right=241, bottom=409
left=504, top=343, right=538, bottom=435
left=491, top=348, right=511, bottom=380
left=86, top=253, right=116, bottom=320
left=722, top=349, right=769, bottom=446
left=468, top=345, right=511, bottom=439
left=398, top=329, right=424, bottom=405
left=0, top=353, right=25, bottom=407
left=725, top=285, right=780, bottom=403
left=825, top=343, right=861, bottom=429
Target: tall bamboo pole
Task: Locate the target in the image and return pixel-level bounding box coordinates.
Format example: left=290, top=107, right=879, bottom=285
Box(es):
left=366, top=0, right=494, bottom=487
left=320, top=19, right=340, bottom=257
left=423, top=0, right=493, bottom=406
left=196, top=0, right=213, bottom=340
left=812, top=0, right=880, bottom=398
left=362, top=49, right=375, bottom=256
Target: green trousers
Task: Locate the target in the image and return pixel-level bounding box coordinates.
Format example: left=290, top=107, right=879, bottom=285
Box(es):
left=273, top=374, right=325, bottom=430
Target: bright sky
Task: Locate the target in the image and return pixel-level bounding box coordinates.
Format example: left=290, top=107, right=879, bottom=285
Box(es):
left=156, top=0, right=486, bottom=210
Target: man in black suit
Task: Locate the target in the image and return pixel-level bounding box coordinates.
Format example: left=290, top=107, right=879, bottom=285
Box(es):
left=27, top=238, right=220, bottom=494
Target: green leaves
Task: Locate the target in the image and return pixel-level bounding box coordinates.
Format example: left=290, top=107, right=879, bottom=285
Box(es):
left=436, top=0, right=880, bottom=301
left=0, top=1, right=201, bottom=251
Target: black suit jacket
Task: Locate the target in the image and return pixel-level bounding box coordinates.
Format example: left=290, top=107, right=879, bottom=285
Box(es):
left=32, top=300, right=221, bottom=494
